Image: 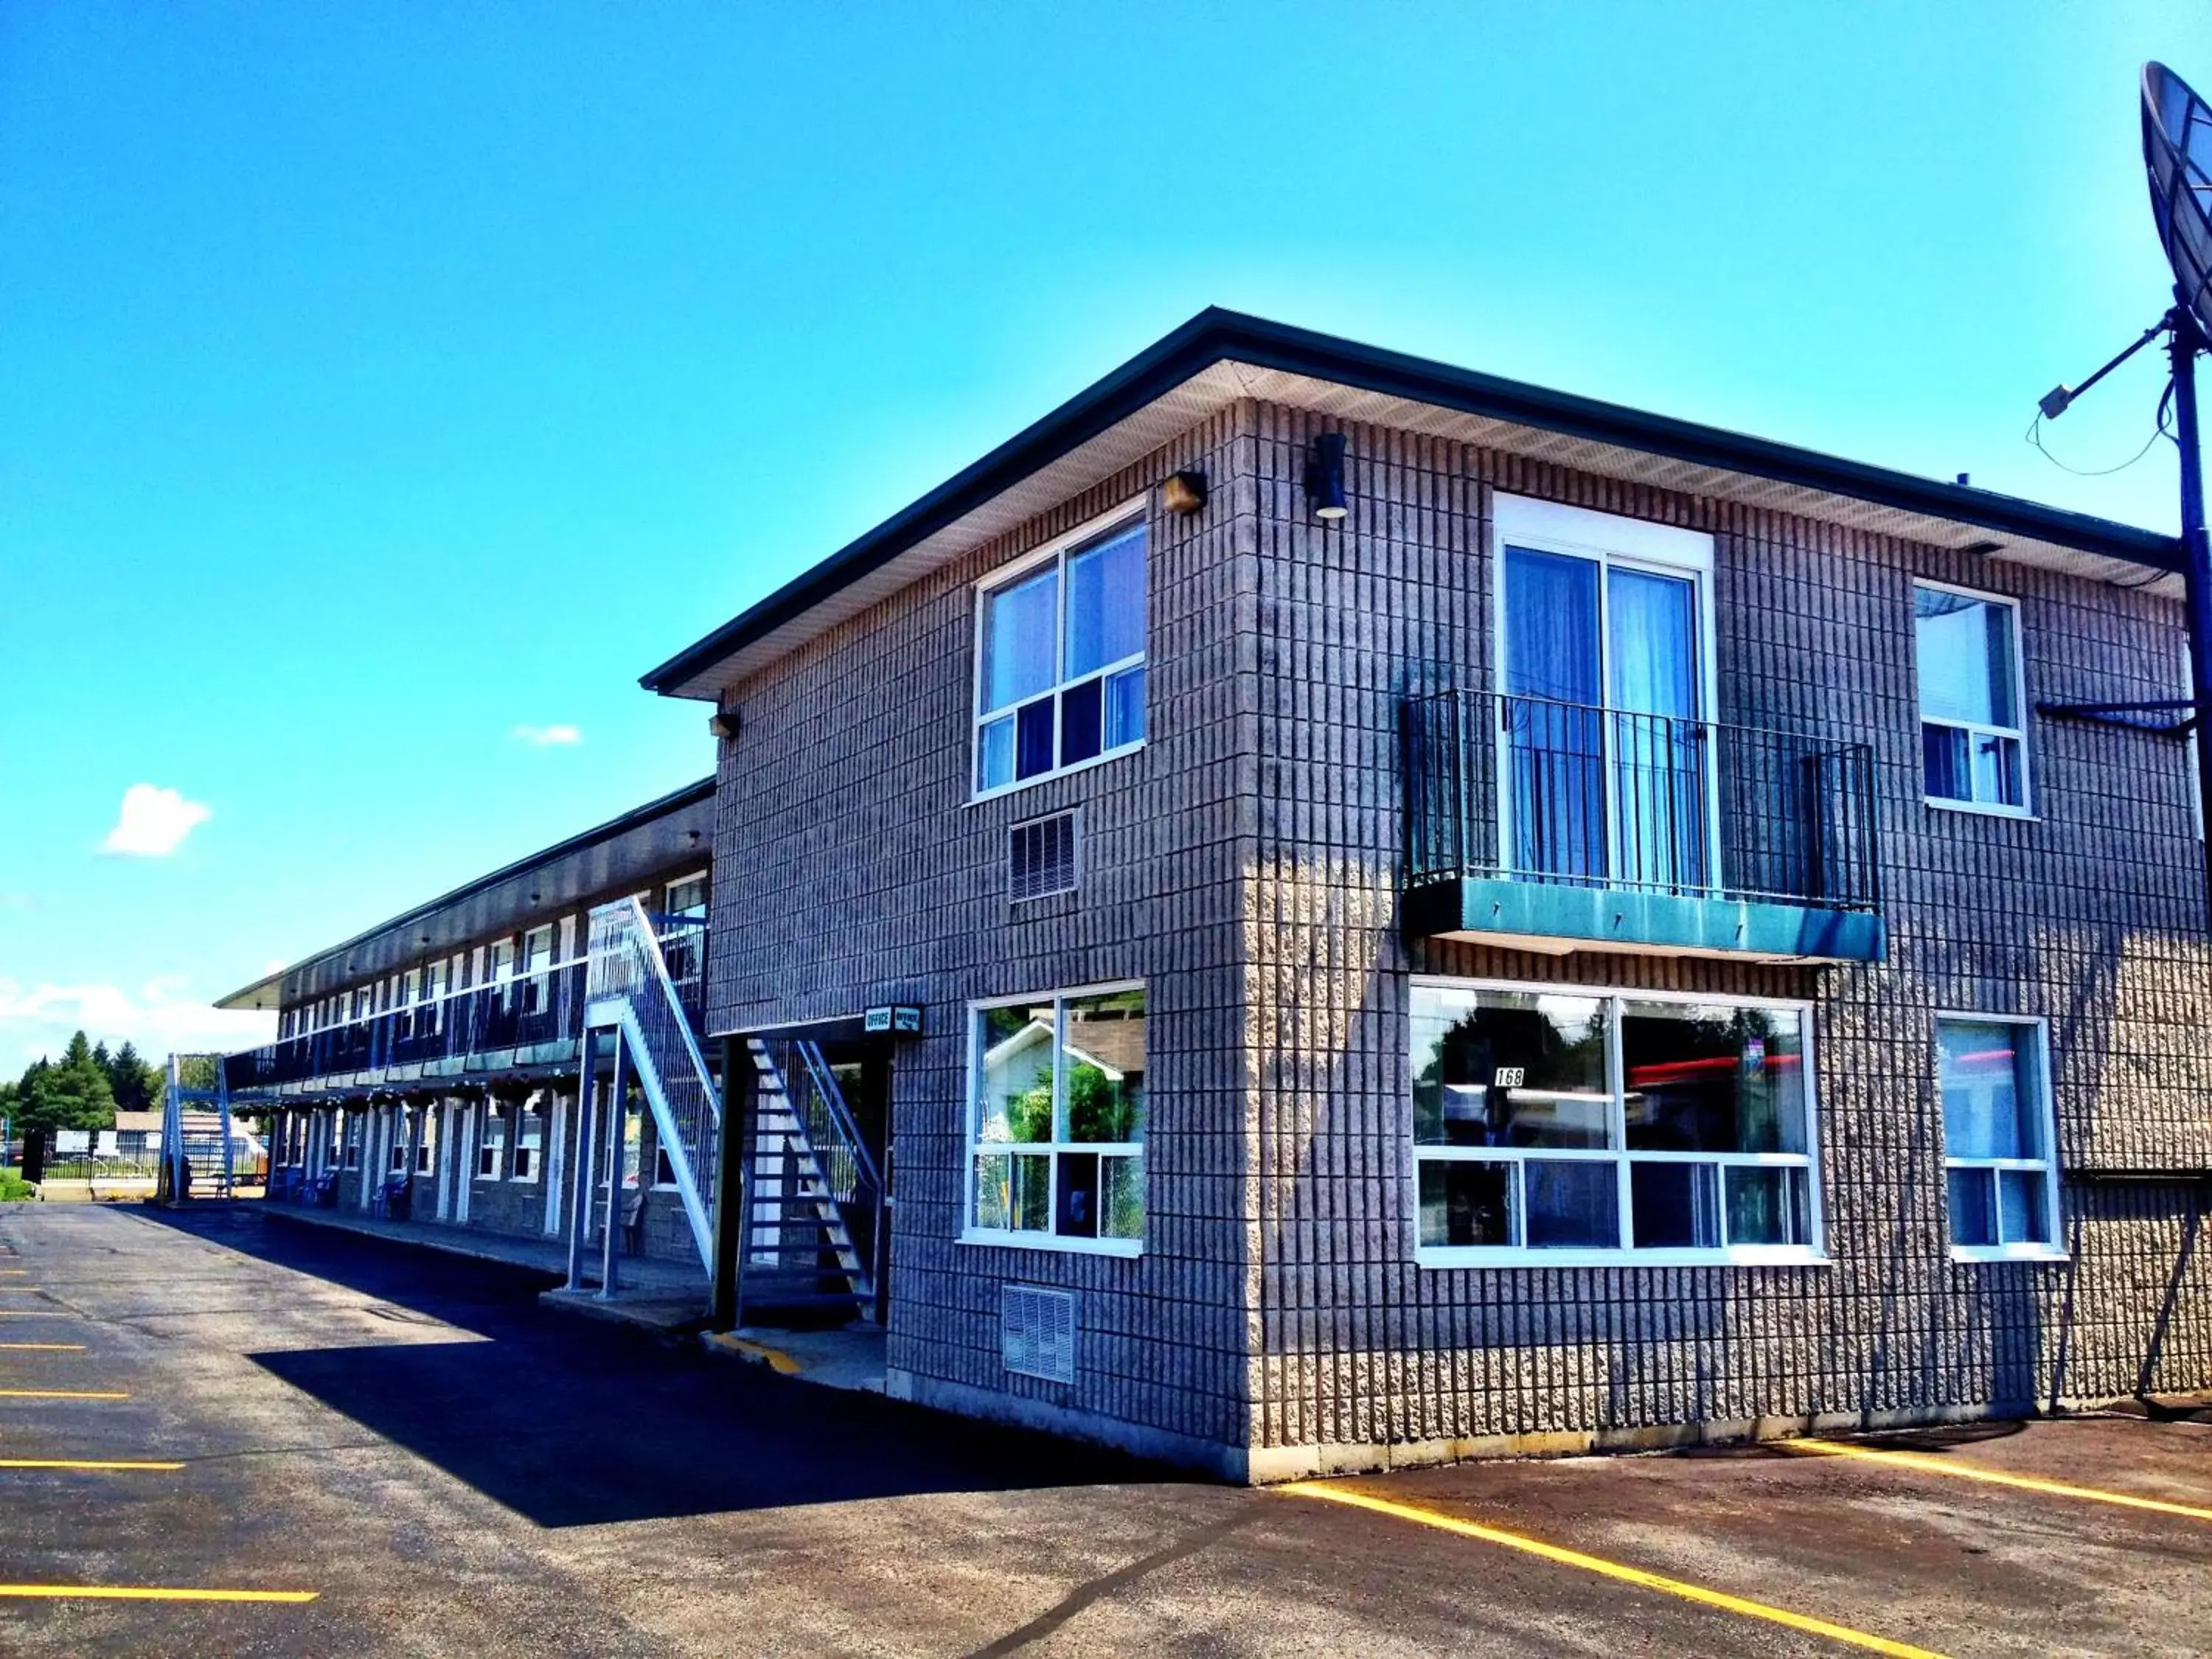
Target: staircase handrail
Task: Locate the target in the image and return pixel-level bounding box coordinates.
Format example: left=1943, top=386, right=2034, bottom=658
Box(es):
left=796, top=1040, right=881, bottom=1194
left=604, top=897, right=722, bottom=1133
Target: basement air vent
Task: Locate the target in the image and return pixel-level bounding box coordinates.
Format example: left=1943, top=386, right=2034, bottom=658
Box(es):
left=1009, top=811, right=1079, bottom=902
left=1001, top=1284, right=1077, bottom=1383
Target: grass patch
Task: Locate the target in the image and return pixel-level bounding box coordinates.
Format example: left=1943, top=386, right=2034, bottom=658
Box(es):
left=0, top=1169, right=37, bottom=1202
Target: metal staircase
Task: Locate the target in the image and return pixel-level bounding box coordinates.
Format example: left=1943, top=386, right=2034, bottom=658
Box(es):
left=742, top=1038, right=882, bottom=1320
left=161, top=1054, right=237, bottom=1199
left=582, top=897, right=720, bottom=1270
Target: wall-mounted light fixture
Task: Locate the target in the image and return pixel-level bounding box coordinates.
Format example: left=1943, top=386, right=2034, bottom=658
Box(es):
left=1304, top=434, right=1349, bottom=522
left=1161, top=470, right=1208, bottom=515
left=709, top=707, right=740, bottom=742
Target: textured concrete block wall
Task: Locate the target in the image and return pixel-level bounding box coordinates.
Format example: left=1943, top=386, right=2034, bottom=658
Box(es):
left=702, top=386, right=2212, bottom=1470
left=709, top=406, right=1260, bottom=1455
left=1243, top=399, right=2212, bottom=1458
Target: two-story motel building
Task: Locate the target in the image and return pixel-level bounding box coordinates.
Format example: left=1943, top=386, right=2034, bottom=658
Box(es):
left=231, top=310, right=2212, bottom=1481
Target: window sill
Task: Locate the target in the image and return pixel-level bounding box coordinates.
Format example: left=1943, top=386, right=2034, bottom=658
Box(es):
left=1950, top=1245, right=2069, bottom=1265
left=959, top=1229, right=1143, bottom=1259
left=1416, top=1246, right=1829, bottom=1270
left=1924, top=796, right=2037, bottom=822
left=968, top=741, right=1143, bottom=807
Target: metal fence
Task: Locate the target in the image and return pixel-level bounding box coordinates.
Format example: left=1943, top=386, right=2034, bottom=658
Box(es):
left=1402, top=689, right=1881, bottom=911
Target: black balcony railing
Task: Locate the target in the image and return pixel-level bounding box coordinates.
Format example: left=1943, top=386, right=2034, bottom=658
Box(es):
left=224, top=960, right=593, bottom=1096
left=1402, top=689, right=1881, bottom=912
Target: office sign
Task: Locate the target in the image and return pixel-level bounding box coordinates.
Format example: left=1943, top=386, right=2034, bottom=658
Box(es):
left=862, top=1005, right=923, bottom=1037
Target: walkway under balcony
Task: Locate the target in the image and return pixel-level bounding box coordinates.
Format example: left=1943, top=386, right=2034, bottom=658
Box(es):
left=1400, top=690, right=1887, bottom=964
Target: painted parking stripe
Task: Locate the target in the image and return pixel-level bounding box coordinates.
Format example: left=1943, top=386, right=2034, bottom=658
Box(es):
left=0, top=1311, right=77, bottom=1319
left=0, top=1585, right=316, bottom=1603
left=0, top=1343, right=86, bottom=1352
left=0, top=1389, right=126, bottom=1401
left=1786, top=1439, right=2212, bottom=1524
left=1281, top=1481, right=1947, bottom=1659
left=0, top=1458, right=184, bottom=1472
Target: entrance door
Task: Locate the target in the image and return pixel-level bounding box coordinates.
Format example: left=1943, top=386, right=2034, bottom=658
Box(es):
left=1502, top=540, right=1711, bottom=891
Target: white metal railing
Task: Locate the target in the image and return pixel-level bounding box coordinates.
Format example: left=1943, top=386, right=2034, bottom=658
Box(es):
left=585, top=897, right=720, bottom=1266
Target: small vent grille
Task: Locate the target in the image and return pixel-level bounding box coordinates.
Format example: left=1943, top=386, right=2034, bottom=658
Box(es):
left=1009, top=811, right=1079, bottom=902
left=1001, top=1284, right=1077, bottom=1382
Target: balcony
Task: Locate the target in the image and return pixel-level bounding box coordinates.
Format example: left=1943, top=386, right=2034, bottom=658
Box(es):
left=223, top=963, right=592, bottom=1100
left=1401, top=690, right=1885, bottom=963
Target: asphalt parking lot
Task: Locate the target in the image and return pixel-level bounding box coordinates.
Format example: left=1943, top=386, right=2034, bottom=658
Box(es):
left=0, top=1203, right=2207, bottom=1657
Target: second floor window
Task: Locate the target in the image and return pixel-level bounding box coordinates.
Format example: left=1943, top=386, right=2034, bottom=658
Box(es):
left=1914, top=582, right=2028, bottom=812
left=975, top=518, right=1147, bottom=795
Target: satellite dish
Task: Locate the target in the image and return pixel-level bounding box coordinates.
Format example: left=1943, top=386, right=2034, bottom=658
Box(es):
left=2144, top=62, right=2212, bottom=344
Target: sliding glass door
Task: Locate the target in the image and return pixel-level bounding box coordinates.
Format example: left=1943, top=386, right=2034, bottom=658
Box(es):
left=1503, top=543, right=1711, bottom=891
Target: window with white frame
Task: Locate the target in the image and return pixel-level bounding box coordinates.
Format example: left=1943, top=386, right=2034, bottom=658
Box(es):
left=974, top=517, right=1147, bottom=794
left=476, top=1102, right=508, bottom=1179
left=1938, top=1015, right=2062, bottom=1257
left=416, top=1107, right=438, bottom=1175
left=1412, top=982, right=1821, bottom=1263
left=968, top=986, right=1146, bottom=1249
left=1914, top=582, right=2028, bottom=810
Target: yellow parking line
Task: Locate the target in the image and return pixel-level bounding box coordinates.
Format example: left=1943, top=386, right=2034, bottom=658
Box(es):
left=0, top=1311, right=75, bottom=1319
left=1281, top=1481, right=1947, bottom=1659
left=0, top=1389, right=125, bottom=1401
left=1785, top=1439, right=2212, bottom=1524
left=0, top=1584, right=316, bottom=1602
left=0, top=1343, right=85, bottom=1352
left=0, top=1458, right=182, bottom=1472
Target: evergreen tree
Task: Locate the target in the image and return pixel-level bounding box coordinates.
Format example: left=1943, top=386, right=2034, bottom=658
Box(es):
left=105, top=1042, right=162, bottom=1115
left=13, top=1035, right=115, bottom=1134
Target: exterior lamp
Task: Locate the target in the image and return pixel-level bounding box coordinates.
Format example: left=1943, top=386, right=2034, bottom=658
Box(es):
left=1161, top=470, right=1208, bottom=515
left=1304, top=434, right=1349, bottom=521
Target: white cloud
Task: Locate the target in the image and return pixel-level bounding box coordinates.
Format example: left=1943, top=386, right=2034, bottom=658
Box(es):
left=0, top=978, right=276, bottom=1073
left=512, top=723, right=583, bottom=747
left=101, top=784, right=212, bottom=857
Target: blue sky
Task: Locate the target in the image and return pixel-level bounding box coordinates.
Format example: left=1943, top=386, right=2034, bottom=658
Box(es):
left=0, top=2, right=2199, bottom=1069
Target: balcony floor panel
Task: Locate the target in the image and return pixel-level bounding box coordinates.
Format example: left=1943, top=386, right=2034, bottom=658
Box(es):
left=1407, top=877, right=1886, bottom=964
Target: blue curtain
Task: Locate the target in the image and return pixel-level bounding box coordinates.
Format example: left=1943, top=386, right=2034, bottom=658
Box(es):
left=1504, top=549, right=1603, bottom=880
left=1607, top=568, right=1706, bottom=890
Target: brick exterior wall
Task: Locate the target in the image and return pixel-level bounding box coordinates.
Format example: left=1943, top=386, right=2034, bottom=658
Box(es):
left=711, top=406, right=1255, bottom=1465
left=707, top=394, right=2212, bottom=1477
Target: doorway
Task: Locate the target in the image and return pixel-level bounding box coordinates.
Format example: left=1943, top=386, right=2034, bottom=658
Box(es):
left=1499, top=518, right=1716, bottom=894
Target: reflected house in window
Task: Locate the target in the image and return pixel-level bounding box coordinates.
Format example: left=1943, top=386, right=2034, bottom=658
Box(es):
left=218, top=311, right=2211, bottom=1486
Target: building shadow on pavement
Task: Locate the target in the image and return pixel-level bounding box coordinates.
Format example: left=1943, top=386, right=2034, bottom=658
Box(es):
left=133, top=1203, right=1184, bottom=1528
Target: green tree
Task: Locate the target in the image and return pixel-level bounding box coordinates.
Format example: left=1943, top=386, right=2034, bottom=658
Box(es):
left=14, top=1034, right=116, bottom=1135
left=105, top=1041, right=162, bottom=1115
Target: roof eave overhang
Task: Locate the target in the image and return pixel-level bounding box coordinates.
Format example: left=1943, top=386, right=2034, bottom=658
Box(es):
left=644, top=308, right=2182, bottom=701
left=212, top=776, right=716, bottom=1011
